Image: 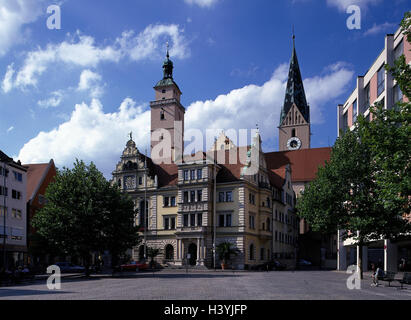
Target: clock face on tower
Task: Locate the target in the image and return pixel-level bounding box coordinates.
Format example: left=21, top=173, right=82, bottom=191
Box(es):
left=125, top=175, right=136, bottom=189
left=287, top=137, right=302, bottom=151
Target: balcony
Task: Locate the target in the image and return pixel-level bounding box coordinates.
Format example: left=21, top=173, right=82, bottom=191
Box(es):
left=176, top=226, right=206, bottom=234
left=178, top=201, right=208, bottom=213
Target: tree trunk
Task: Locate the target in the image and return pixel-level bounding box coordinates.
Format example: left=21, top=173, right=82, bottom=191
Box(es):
left=358, top=243, right=363, bottom=280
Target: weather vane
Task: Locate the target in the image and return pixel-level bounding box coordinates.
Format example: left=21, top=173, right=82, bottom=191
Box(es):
left=129, top=131, right=133, bottom=140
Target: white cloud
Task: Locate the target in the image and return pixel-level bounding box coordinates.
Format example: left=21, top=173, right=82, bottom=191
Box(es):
left=17, top=63, right=353, bottom=176
left=9, top=33, right=121, bottom=91
left=77, top=69, right=104, bottom=98
left=184, top=0, right=219, bottom=8
left=363, top=22, right=398, bottom=36
left=6, top=126, right=14, bottom=133
left=326, top=0, right=381, bottom=11
left=18, top=98, right=150, bottom=176
left=4, top=24, right=189, bottom=92
left=117, top=24, right=190, bottom=61
left=0, top=0, right=44, bottom=56
left=37, top=90, right=64, bottom=108
left=2, top=63, right=15, bottom=93
left=185, top=62, right=354, bottom=144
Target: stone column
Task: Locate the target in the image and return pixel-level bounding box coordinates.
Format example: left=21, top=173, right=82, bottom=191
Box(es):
left=356, top=245, right=368, bottom=272
left=196, top=238, right=201, bottom=265
left=175, top=239, right=183, bottom=266
left=384, top=239, right=398, bottom=272
left=337, top=230, right=347, bottom=271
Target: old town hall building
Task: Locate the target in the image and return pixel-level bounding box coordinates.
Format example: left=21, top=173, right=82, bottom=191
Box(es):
left=112, top=40, right=331, bottom=269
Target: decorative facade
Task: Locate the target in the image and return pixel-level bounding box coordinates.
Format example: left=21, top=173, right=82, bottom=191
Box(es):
left=111, top=49, right=300, bottom=269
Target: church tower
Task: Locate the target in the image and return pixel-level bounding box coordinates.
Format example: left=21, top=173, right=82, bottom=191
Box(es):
left=278, top=35, right=311, bottom=151
left=150, top=46, right=185, bottom=164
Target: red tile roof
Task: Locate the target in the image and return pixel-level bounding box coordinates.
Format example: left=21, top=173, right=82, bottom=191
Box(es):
left=24, top=163, right=50, bottom=202
left=148, top=147, right=331, bottom=188
left=265, top=147, right=332, bottom=182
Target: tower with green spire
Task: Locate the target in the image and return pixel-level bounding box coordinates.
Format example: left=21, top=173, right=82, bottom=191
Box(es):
left=278, top=33, right=311, bottom=151
left=150, top=44, right=185, bottom=164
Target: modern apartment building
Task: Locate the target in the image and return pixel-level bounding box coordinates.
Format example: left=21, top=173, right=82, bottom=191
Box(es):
left=0, top=150, right=27, bottom=270
left=337, top=26, right=411, bottom=272
left=337, top=26, right=409, bottom=134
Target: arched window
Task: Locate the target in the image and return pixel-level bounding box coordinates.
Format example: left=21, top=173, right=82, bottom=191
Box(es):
left=249, top=244, right=254, bottom=260
left=267, top=218, right=270, bottom=231
left=292, top=129, right=296, bottom=137
left=165, top=244, right=174, bottom=260
left=160, top=110, right=165, bottom=120
left=118, top=179, right=122, bottom=187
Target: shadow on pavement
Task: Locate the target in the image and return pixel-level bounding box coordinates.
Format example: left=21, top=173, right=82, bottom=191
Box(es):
left=0, top=288, right=71, bottom=298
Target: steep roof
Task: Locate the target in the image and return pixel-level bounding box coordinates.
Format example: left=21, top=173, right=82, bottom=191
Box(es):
left=280, top=38, right=310, bottom=125
left=265, top=147, right=331, bottom=182
left=24, top=160, right=55, bottom=203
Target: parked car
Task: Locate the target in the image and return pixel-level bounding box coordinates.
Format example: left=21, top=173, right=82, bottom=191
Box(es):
left=53, top=262, right=85, bottom=273
left=298, top=259, right=312, bottom=266
left=119, top=261, right=149, bottom=272
left=253, top=260, right=287, bottom=271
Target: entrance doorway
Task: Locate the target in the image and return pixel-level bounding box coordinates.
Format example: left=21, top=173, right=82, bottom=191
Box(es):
left=188, top=243, right=197, bottom=266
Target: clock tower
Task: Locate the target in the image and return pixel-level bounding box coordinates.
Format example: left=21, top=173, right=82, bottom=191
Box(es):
left=278, top=34, right=310, bottom=151
left=150, top=46, right=185, bottom=164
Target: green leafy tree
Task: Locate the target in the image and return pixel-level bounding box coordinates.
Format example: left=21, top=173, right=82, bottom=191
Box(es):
left=147, top=247, right=160, bottom=268
left=32, top=160, right=140, bottom=276
left=216, top=242, right=240, bottom=266
left=297, top=12, right=411, bottom=279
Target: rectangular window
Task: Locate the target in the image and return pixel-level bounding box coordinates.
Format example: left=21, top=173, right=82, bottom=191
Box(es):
left=190, top=214, right=196, bottom=227
left=164, top=217, right=170, bottom=230
left=219, top=214, right=225, bottom=227
left=190, top=170, right=196, bottom=180
left=184, top=191, right=189, bottom=203
left=275, top=231, right=278, bottom=241
left=226, top=214, right=232, bottom=227
left=171, top=196, right=176, bottom=207
left=13, top=171, right=22, bottom=182
left=197, top=213, right=202, bottom=227
left=197, top=190, right=202, bottom=202
left=0, top=187, right=8, bottom=197
left=0, top=206, right=7, bottom=217
left=225, top=191, right=233, bottom=202
left=139, top=177, right=143, bottom=185
left=342, top=112, right=348, bottom=132
left=362, top=84, right=370, bottom=114
left=352, top=99, right=357, bottom=124
left=249, top=215, right=255, bottom=229
left=197, top=169, right=202, bottom=179
left=377, top=65, right=385, bottom=96
left=183, top=170, right=189, bottom=181
left=190, top=191, right=195, bottom=202
left=218, top=192, right=225, bottom=203
left=163, top=196, right=169, bottom=207
left=183, top=214, right=189, bottom=227
left=12, top=190, right=21, bottom=200
left=393, top=84, right=403, bottom=105
left=11, top=209, right=22, bottom=220
left=394, top=39, right=404, bottom=61
left=171, top=217, right=176, bottom=230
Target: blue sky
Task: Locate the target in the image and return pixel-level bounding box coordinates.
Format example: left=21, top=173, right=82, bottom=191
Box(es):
left=0, top=0, right=408, bottom=177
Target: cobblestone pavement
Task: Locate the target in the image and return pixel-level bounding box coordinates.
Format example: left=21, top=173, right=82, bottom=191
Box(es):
left=1, top=270, right=411, bottom=300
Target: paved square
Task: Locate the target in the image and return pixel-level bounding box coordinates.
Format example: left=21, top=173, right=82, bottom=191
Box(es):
left=1, top=270, right=411, bottom=300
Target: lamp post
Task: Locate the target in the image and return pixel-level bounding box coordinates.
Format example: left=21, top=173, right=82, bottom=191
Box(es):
left=2, top=163, right=7, bottom=270
left=213, top=138, right=217, bottom=271
left=144, top=149, right=147, bottom=261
